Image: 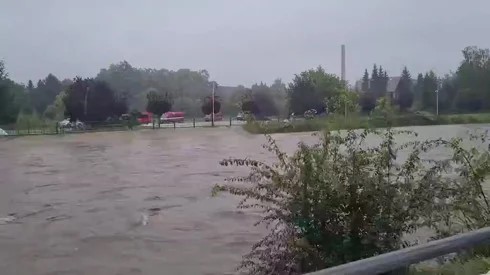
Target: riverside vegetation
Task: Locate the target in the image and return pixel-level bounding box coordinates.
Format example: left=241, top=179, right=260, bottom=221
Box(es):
left=213, top=112, right=490, bottom=274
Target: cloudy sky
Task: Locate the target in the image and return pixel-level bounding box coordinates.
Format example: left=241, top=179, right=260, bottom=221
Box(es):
left=1, top=0, right=489, bottom=86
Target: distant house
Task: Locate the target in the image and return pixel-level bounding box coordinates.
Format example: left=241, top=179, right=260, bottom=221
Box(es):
left=354, top=76, right=414, bottom=100
left=386, top=77, right=401, bottom=100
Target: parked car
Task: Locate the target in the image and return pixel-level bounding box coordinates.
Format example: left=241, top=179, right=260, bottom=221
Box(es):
left=59, top=119, right=71, bottom=128
left=236, top=112, right=245, bottom=121
left=59, top=119, right=85, bottom=131
left=58, top=118, right=87, bottom=131
left=204, top=113, right=223, bottom=122
left=304, top=109, right=317, bottom=119
left=73, top=120, right=86, bottom=130
left=161, top=111, right=185, bottom=123
left=137, top=112, right=153, bottom=124
left=0, top=128, right=8, bottom=136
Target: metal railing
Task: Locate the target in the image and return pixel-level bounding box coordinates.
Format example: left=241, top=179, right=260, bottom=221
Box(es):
left=306, top=226, right=490, bottom=275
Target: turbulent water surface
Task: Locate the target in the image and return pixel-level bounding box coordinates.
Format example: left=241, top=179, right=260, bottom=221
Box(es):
left=0, top=125, right=488, bottom=275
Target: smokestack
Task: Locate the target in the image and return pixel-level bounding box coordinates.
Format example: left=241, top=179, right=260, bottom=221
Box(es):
left=341, top=44, right=346, bottom=82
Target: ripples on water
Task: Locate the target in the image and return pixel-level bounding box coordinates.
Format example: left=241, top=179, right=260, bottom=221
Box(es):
left=0, top=125, right=487, bottom=274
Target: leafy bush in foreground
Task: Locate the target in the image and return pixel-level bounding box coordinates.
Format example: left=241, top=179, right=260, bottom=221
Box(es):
left=213, top=127, right=490, bottom=274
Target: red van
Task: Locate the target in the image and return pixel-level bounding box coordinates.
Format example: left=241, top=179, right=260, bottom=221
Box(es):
left=137, top=112, right=153, bottom=124
left=161, top=112, right=185, bottom=123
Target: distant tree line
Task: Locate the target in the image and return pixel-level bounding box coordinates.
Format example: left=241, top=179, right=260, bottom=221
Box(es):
left=357, top=46, right=490, bottom=114
left=0, top=61, right=24, bottom=124
left=1, top=45, right=490, bottom=126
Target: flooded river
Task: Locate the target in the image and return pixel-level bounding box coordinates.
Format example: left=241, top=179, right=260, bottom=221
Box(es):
left=0, top=125, right=488, bottom=275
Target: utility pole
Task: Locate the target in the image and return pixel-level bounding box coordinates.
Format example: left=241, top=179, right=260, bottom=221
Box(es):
left=341, top=45, right=347, bottom=119
left=341, top=44, right=346, bottom=82
left=211, top=82, right=215, bottom=127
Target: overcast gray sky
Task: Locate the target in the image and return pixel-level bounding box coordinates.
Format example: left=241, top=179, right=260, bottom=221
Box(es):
left=1, top=0, right=490, bottom=86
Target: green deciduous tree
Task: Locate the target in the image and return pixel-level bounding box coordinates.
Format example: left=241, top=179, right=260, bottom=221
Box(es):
left=288, top=66, right=345, bottom=115
left=241, top=92, right=260, bottom=116
left=146, top=89, right=172, bottom=125
left=359, top=91, right=376, bottom=113
left=231, top=80, right=287, bottom=118
left=329, top=89, right=359, bottom=116
left=63, top=77, right=127, bottom=122
left=43, top=91, right=67, bottom=120
left=454, top=46, right=490, bottom=111
left=248, top=83, right=279, bottom=117
left=96, top=61, right=213, bottom=114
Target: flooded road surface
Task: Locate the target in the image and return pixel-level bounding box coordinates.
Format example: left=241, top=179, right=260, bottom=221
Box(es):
left=0, top=125, right=488, bottom=275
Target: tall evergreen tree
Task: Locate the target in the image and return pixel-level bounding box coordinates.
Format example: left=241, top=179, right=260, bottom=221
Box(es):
left=381, top=70, right=389, bottom=94
left=395, top=67, right=413, bottom=110
left=0, top=60, right=6, bottom=80
left=361, top=69, right=369, bottom=92
left=414, top=73, right=424, bottom=108
left=370, top=64, right=379, bottom=93
left=27, top=80, right=34, bottom=92
left=377, top=66, right=388, bottom=96
left=421, top=71, right=438, bottom=110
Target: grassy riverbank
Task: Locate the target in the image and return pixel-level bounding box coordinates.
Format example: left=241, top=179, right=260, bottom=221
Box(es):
left=243, top=112, right=490, bottom=134
left=411, top=257, right=490, bottom=274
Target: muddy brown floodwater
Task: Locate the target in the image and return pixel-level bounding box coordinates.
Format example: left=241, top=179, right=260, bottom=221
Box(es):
left=0, top=125, right=488, bottom=275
